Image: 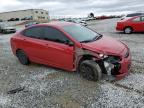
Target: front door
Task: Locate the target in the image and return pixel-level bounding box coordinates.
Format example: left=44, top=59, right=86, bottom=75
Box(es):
left=41, top=26, right=74, bottom=70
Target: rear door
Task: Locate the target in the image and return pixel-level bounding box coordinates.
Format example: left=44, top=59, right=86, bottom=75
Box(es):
left=21, top=26, right=51, bottom=63
left=41, top=26, right=74, bottom=70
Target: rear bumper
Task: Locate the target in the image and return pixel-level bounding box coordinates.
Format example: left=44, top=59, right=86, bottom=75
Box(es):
left=116, top=26, right=123, bottom=31
left=116, top=22, right=124, bottom=31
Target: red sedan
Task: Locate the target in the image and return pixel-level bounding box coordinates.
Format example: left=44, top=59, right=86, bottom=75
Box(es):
left=116, top=16, right=144, bottom=34
left=11, top=22, right=131, bottom=81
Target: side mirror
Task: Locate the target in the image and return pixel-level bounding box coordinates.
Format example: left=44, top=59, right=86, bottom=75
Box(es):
left=65, top=40, right=74, bottom=46
left=68, top=41, right=74, bottom=46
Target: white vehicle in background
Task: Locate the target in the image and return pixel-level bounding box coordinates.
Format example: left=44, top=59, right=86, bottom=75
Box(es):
left=61, top=18, right=87, bottom=26
left=25, top=22, right=39, bottom=28
left=73, top=19, right=87, bottom=26
left=0, top=23, right=16, bottom=34
left=121, top=12, right=144, bottom=20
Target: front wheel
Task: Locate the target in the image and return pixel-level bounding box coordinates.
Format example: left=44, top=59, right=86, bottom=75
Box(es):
left=79, top=60, right=102, bottom=81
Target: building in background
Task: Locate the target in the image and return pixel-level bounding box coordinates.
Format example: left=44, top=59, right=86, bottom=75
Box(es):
left=0, top=9, right=50, bottom=23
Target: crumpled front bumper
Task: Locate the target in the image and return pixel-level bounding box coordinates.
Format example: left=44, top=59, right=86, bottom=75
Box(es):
left=115, top=52, right=131, bottom=80
left=102, top=48, right=131, bottom=80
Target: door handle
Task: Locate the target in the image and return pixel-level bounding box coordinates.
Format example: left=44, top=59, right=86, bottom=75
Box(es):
left=46, top=44, right=65, bottom=51
left=23, top=39, right=26, bottom=41
left=64, top=48, right=72, bottom=53
left=45, top=44, right=49, bottom=47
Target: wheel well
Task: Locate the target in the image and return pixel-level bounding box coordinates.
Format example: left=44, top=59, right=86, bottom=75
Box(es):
left=124, top=26, right=133, bottom=31
left=77, top=55, right=106, bottom=74
left=16, top=49, right=21, bottom=54
left=77, top=55, right=97, bottom=70
left=16, top=49, right=24, bottom=56
left=80, top=55, right=95, bottom=62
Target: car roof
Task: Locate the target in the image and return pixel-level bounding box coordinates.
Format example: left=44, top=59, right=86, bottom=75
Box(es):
left=119, top=16, right=140, bottom=22
left=131, top=15, right=144, bottom=19
left=126, top=13, right=144, bottom=17
left=37, top=21, right=75, bottom=28
left=124, top=15, right=144, bottom=22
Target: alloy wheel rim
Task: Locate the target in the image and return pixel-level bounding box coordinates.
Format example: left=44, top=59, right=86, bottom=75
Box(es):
left=125, top=28, right=131, bottom=34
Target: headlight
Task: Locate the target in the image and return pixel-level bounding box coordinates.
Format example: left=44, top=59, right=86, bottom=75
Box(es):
left=103, top=56, right=121, bottom=75
left=124, top=48, right=129, bottom=58
left=104, top=61, right=114, bottom=75
left=99, top=53, right=108, bottom=59
left=104, top=56, right=121, bottom=63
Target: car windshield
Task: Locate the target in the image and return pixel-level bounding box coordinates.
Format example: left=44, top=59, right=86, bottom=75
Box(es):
left=63, top=24, right=102, bottom=43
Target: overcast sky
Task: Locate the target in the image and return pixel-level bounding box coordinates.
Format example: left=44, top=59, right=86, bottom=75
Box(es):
left=0, top=0, right=144, bottom=18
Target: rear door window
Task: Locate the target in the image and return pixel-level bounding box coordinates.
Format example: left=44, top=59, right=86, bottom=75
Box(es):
left=132, top=17, right=141, bottom=22
left=141, top=16, right=144, bottom=21
left=23, top=27, right=43, bottom=39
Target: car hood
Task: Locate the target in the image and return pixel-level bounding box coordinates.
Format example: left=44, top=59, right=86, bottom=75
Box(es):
left=81, top=36, right=126, bottom=56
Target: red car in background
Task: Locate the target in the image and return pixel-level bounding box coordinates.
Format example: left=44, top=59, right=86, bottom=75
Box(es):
left=116, top=16, right=144, bottom=34
left=11, top=22, right=131, bottom=81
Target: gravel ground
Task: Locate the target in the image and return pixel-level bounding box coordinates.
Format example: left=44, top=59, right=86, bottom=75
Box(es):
left=0, top=18, right=144, bottom=108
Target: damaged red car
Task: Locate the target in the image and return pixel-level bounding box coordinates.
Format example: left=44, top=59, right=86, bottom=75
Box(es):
left=11, top=22, right=131, bottom=81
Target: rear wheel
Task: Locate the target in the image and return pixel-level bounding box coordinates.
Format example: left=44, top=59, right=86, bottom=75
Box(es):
left=124, top=27, right=132, bottom=34
left=79, top=60, right=102, bottom=81
left=16, top=50, right=30, bottom=65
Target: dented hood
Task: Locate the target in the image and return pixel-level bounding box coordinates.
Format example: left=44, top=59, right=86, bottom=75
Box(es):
left=81, top=36, right=126, bottom=55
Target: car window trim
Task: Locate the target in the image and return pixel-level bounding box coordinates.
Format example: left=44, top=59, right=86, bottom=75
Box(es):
left=140, top=16, right=144, bottom=21
left=132, top=17, right=141, bottom=22
left=22, top=25, right=74, bottom=46
left=40, top=26, right=74, bottom=45
left=22, top=26, right=43, bottom=39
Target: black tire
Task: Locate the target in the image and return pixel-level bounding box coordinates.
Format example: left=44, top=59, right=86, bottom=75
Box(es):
left=79, top=60, right=102, bottom=81
left=2, top=30, right=7, bottom=34
left=1, top=30, right=4, bottom=33
left=124, top=27, right=132, bottom=34
left=16, top=50, right=30, bottom=65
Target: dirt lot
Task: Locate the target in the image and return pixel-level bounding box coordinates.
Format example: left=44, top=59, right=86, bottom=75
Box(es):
left=0, top=19, right=144, bottom=108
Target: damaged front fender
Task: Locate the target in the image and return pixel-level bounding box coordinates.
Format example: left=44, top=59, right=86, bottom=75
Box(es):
left=74, top=47, right=102, bottom=70
left=74, top=47, right=121, bottom=77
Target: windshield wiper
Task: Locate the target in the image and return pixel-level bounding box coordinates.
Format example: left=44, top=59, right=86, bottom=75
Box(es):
left=80, top=39, right=93, bottom=43
left=80, top=35, right=103, bottom=43
left=93, top=34, right=103, bottom=40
